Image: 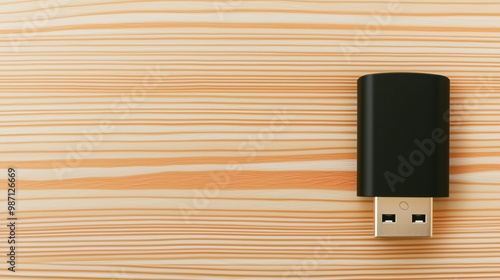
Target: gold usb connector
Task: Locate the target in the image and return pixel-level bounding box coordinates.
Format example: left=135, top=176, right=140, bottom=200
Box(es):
left=374, top=197, right=432, bottom=237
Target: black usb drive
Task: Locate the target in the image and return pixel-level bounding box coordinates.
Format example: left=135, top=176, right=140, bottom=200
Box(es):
left=357, top=72, right=450, bottom=237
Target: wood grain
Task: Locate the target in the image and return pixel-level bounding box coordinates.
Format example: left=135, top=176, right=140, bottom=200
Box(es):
left=1, top=0, right=500, bottom=279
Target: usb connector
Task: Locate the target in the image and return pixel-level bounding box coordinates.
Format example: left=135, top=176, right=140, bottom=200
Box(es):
left=375, top=197, right=432, bottom=237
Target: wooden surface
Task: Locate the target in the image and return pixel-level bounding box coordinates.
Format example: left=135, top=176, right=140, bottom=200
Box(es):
left=1, top=0, right=500, bottom=279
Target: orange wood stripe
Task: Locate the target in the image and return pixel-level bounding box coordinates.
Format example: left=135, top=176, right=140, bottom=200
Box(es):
left=0, top=153, right=354, bottom=169
left=18, top=171, right=355, bottom=190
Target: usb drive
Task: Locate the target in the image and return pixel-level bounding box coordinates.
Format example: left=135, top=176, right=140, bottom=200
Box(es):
left=357, top=72, right=450, bottom=237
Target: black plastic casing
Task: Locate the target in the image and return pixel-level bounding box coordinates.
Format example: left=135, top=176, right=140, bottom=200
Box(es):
left=357, top=72, right=450, bottom=197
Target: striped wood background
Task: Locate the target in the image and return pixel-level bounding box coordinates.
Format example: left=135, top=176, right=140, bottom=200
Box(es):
left=1, top=0, right=500, bottom=279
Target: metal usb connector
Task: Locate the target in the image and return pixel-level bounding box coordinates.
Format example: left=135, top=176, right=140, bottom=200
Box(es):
left=375, top=197, right=432, bottom=237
